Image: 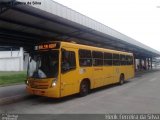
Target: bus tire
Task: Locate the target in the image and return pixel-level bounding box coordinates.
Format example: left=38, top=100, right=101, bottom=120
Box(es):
left=79, top=80, right=90, bottom=97
left=119, top=74, right=125, bottom=85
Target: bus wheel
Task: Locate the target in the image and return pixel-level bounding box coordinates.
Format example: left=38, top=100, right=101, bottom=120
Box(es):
left=119, top=74, right=125, bottom=85
left=79, top=80, right=89, bottom=97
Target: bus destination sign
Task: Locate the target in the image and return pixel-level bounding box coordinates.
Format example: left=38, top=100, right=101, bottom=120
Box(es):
left=35, top=43, right=59, bottom=50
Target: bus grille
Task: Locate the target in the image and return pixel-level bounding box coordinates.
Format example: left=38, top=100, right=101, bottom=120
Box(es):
left=29, top=81, right=50, bottom=89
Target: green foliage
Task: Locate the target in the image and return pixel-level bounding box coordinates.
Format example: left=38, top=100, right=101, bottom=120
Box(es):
left=0, top=71, right=26, bottom=85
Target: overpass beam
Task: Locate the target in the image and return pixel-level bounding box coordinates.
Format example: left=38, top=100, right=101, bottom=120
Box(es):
left=0, top=0, right=16, bottom=15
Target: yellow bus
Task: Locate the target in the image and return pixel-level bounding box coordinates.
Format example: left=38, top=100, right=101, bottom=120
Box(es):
left=26, top=41, right=135, bottom=98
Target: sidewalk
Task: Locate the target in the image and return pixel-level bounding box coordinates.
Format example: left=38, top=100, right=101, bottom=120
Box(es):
left=0, top=84, right=29, bottom=105
left=135, top=68, right=160, bottom=76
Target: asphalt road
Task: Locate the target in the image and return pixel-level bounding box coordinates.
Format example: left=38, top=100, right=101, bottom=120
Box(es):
left=0, top=70, right=160, bottom=115
left=0, top=84, right=27, bottom=99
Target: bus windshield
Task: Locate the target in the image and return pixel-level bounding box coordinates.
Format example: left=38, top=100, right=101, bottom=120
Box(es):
left=27, top=50, right=59, bottom=79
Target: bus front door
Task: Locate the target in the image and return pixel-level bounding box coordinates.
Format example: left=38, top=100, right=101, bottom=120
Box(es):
left=60, top=48, right=79, bottom=97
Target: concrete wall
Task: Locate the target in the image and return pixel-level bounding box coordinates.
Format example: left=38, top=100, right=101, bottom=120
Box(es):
left=0, top=47, right=24, bottom=71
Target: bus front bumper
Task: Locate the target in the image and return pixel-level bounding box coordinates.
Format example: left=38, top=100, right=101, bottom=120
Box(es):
left=26, top=86, right=60, bottom=98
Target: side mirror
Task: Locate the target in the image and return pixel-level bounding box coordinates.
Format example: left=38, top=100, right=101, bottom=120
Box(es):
left=29, top=52, right=34, bottom=62
left=30, top=58, right=32, bottom=62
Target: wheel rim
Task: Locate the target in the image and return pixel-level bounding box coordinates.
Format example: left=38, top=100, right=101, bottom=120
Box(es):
left=120, top=79, right=123, bottom=84
left=81, top=83, right=87, bottom=93
left=120, top=75, right=124, bottom=84
left=80, top=81, right=89, bottom=95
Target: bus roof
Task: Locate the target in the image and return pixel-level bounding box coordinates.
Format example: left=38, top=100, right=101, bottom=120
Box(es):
left=60, top=41, right=133, bottom=56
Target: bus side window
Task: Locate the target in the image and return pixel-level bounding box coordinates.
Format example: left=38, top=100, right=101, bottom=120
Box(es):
left=104, top=52, right=112, bottom=66
left=126, top=55, right=133, bottom=65
left=79, top=49, right=92, bottom=67
left=61, top=49, right=76, bottom=73
left=92, top=51, right=103, bottom=66
left=120, top=54, right=126, bottom=65
left=113, top=54, right=120, bottom=66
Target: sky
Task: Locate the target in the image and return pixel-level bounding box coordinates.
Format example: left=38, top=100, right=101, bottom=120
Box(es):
left=53, top=0, right=160, bottom=51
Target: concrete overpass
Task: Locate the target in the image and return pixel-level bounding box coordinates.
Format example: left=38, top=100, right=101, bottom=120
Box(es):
left=0, top=0, right=160, bottom=70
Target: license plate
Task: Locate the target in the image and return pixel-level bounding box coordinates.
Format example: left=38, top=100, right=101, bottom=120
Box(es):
left=33, top=90, right=40, bottom=94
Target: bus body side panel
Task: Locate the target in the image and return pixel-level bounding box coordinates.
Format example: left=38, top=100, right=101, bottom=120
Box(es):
left=92, top=66, right=104, bottom=88
left=113, top=66, right=120, bottom=83
left=119, top=65, right=127, bottom=80
left=125, top=66, right=130, bottom=80
left=103, top=66, right=114, bottom=85
left=78, top=67, right=93, bottom=89
left=127, top=65, right=135, bottom=79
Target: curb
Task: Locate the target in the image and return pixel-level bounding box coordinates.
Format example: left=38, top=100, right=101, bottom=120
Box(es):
left=136, top=69, right=160, bottom=75
left=0, top=94, right=29, bottom=105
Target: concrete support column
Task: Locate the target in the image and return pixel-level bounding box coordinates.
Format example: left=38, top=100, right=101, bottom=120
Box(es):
left=151, top=57, right=153, bottom=69
left=135, top=59, right=139, bottom=71
left=139, top=59, right=142, bottom=70
left=20, top=47, right=24, bottom=71
left=134, top=58, right=136, bottom=72
left=147, top=58, right=150, bottom=70
left=144, top=58, right=147, bottom=70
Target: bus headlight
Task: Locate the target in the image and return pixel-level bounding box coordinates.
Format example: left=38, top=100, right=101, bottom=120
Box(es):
left=52, top=78, right=57, bottom=87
